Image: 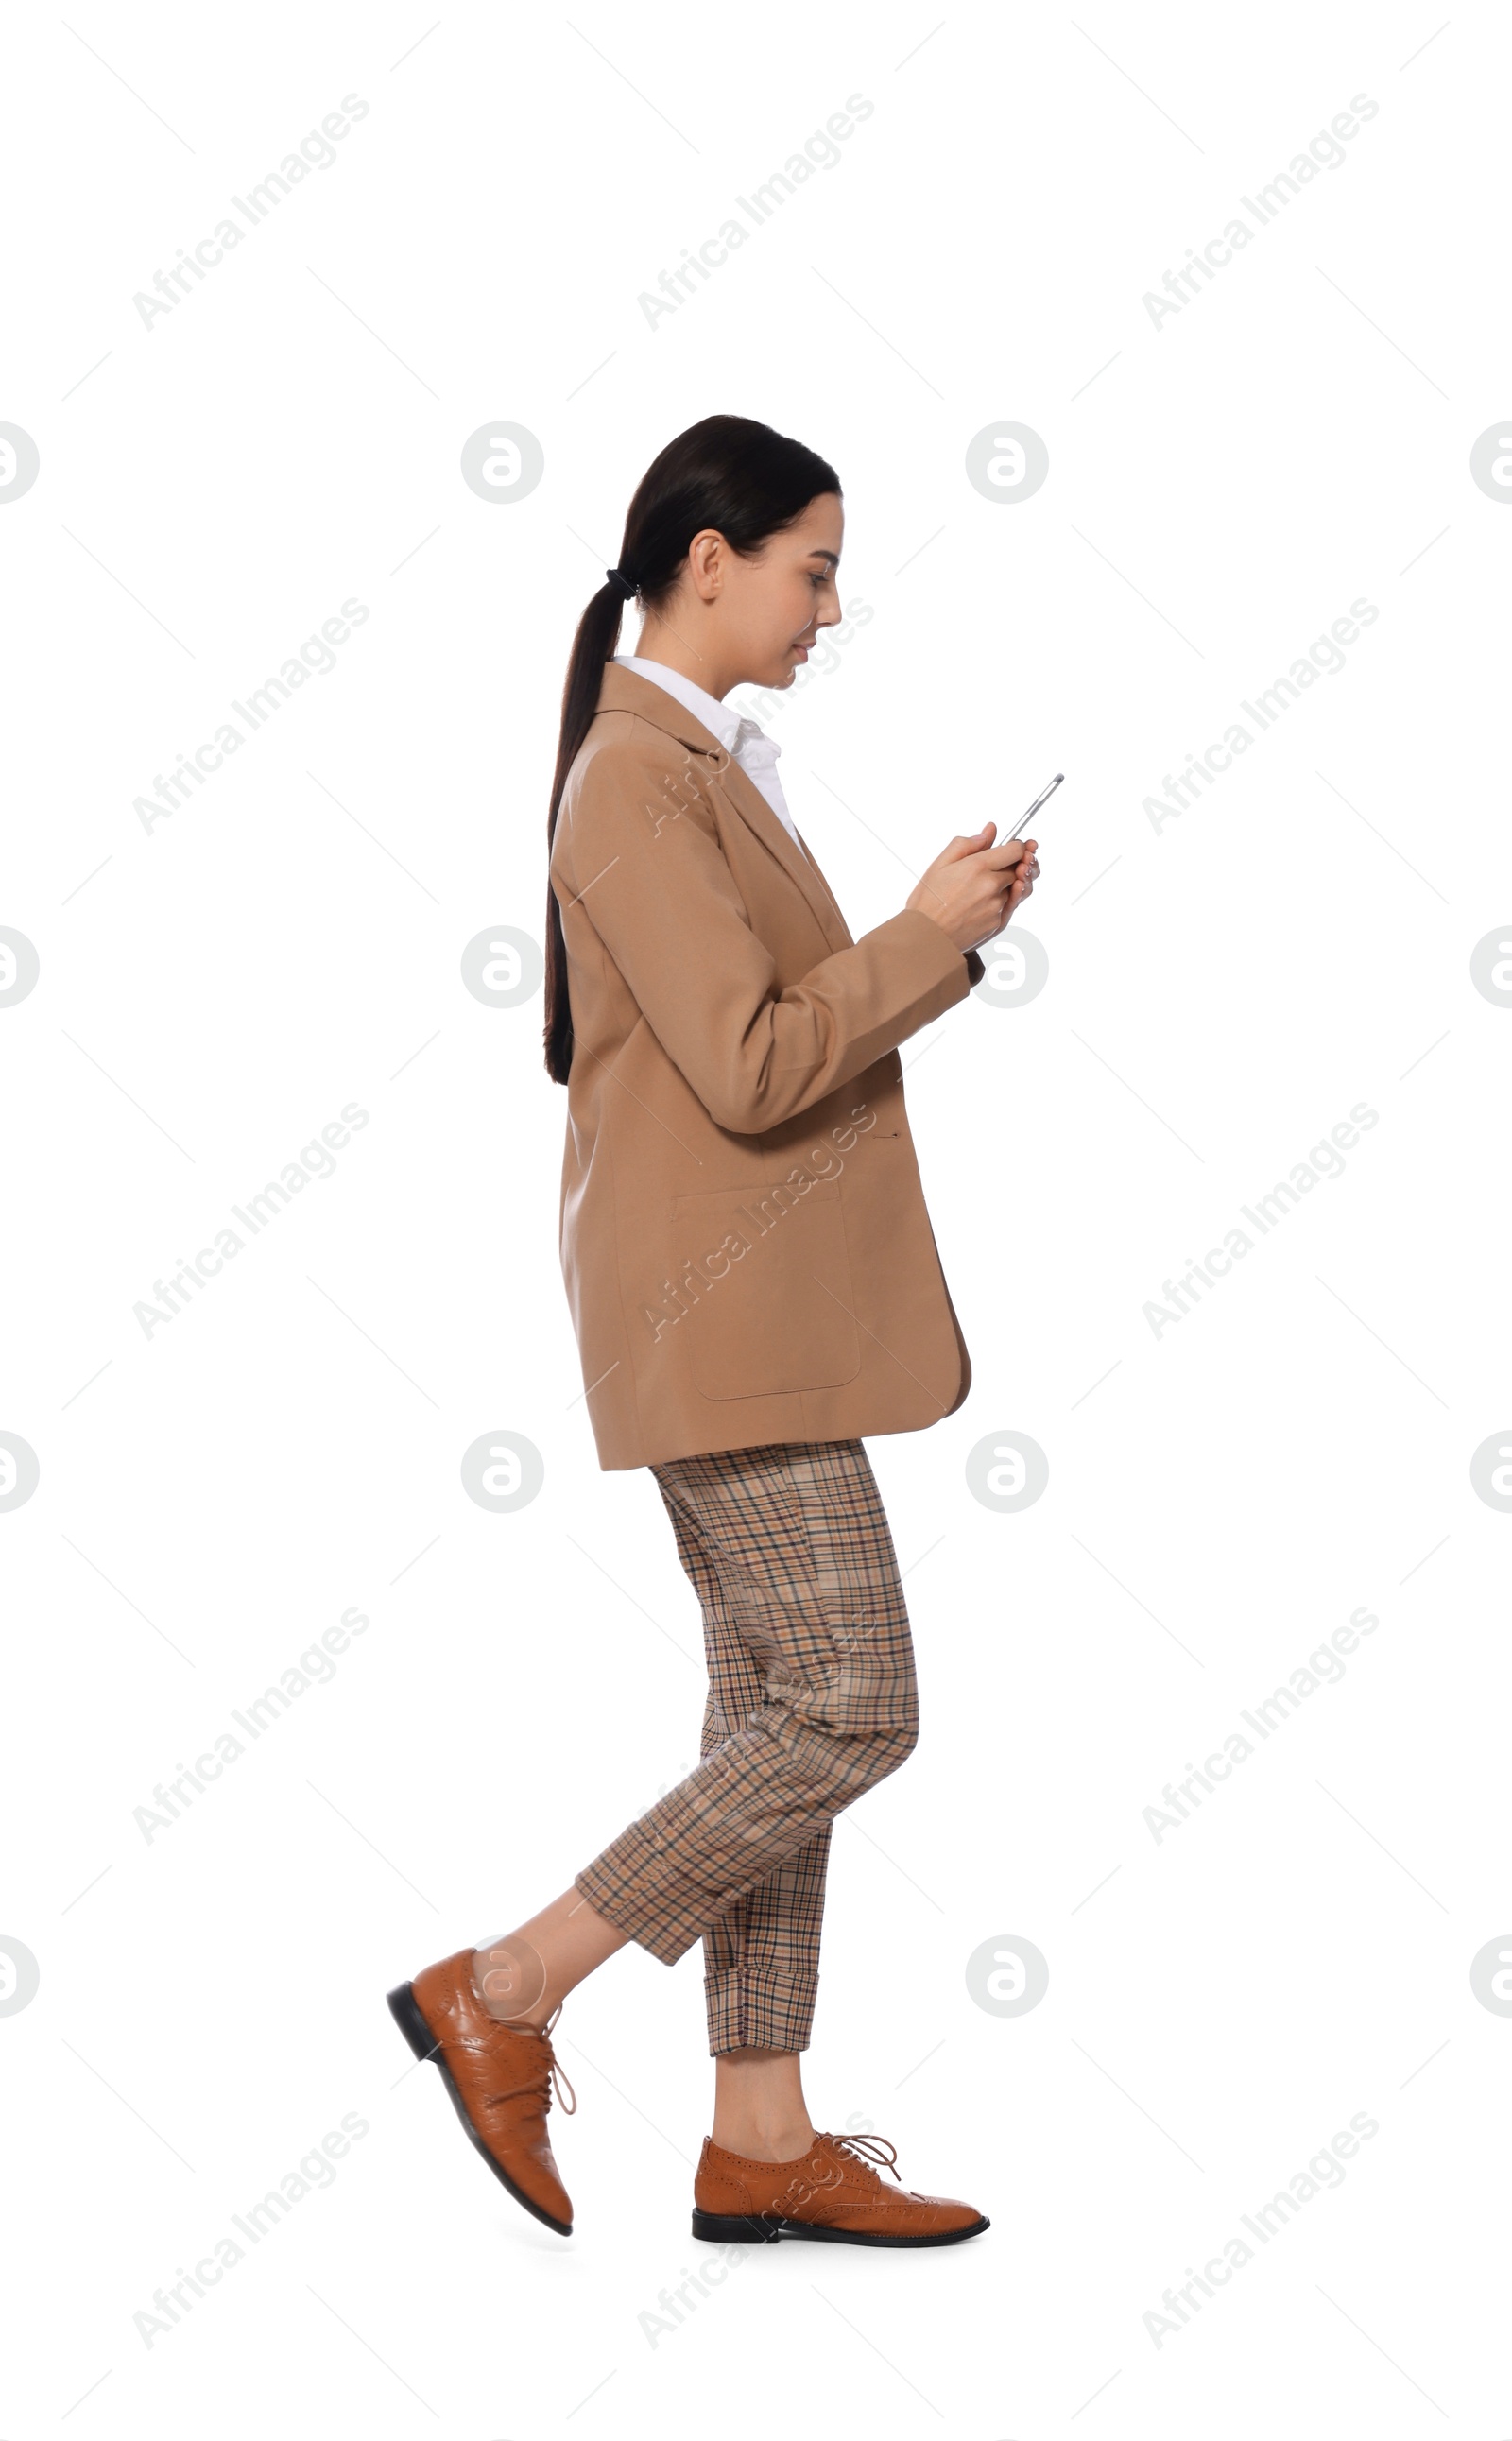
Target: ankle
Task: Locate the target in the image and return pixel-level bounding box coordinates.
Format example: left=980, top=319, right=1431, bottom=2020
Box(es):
left=710, top=2120, right=817, bottom=2164
left=470, top=1944, right=557, bottom=2030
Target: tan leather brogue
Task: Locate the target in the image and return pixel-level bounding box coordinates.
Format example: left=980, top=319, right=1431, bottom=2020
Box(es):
left=387, top=1947, right=576, bottom=2235
left=691, top=2129, right=988, bottom=2247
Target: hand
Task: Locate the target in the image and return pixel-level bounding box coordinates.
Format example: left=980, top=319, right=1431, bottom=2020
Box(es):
left=905, top=822, right=1041, bottom=955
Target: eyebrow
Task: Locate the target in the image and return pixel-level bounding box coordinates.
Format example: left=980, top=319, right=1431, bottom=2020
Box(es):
left=808, top=549, right=840, bottom=567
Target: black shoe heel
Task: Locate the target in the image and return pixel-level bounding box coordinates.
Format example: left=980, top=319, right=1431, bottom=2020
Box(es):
left=691, top=2208, right=782, bottom=2244
left=387, top=1980, right=440, bottom=2064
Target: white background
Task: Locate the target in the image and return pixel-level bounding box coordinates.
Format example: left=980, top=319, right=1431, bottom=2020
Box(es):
left=5, top=0, right=1510, bottom=2431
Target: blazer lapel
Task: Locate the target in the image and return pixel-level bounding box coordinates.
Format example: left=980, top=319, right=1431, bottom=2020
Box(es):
left=594, top=662, right=851, bottom=953
left=708, top=751, right=851, bottom=953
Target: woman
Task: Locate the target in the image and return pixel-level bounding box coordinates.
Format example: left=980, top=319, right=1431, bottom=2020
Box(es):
left=388, top=415, right=1039, bottom=2247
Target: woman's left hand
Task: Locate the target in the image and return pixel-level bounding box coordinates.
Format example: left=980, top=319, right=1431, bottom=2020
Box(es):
left=1005, top=835, right=1040, bottom=918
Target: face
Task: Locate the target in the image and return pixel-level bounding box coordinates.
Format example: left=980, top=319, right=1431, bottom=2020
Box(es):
left=682, top=492, right=845, bottom=692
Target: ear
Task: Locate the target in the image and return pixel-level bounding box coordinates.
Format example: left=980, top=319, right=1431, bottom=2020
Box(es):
left=686, top=527, right=726, bottom=603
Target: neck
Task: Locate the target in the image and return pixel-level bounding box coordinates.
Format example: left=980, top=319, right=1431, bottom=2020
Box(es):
left=628, top=617, right=736, bottom=701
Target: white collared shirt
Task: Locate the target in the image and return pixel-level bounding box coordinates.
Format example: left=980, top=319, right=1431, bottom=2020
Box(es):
left=611, top=654, right=806, bottom=858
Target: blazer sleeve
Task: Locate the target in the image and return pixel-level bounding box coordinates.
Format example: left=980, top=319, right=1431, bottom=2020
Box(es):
left=556, top=735, right=980, bottom=1135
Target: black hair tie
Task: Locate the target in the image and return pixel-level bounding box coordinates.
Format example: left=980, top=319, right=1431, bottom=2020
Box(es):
left=605, top=567, right=637, bottom=599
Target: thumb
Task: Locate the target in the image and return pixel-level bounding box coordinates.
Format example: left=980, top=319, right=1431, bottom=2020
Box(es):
left=942, top=820, right=994, bottom=864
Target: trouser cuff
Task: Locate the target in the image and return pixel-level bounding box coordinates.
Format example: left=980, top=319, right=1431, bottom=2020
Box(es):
left=572, top=1864, right=699, bottom=1967
left=705, top=1965, right=818, bottom=2056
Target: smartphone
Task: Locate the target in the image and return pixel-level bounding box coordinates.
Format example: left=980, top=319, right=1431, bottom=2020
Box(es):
left=1005, top=773, right=1063, bottom=838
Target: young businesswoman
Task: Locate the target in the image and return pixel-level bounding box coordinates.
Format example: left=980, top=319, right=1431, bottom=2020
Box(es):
left=389, top=415, right=1039, bottom=2246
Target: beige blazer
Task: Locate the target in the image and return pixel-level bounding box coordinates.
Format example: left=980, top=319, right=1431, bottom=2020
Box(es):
left=549, top=662, right=985, bottom=1471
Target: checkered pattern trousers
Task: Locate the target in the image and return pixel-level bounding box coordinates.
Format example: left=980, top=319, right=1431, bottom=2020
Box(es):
left=573, top=1439, right=919, bottom=2055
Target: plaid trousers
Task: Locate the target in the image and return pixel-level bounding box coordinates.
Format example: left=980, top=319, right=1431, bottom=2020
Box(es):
left=573, top=1439, right=919, bottom=2055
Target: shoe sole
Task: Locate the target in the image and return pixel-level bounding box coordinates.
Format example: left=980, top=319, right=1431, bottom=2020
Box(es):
left=386, top=1980, right=573, bottom=2237
left=690, top=2207, right=990, bottom=2248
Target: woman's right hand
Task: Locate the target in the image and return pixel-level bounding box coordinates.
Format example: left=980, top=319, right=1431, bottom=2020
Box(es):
left=905, top=822, right=1040, bottom=954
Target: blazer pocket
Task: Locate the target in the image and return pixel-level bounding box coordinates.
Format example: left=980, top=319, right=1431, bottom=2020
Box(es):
left=668, top=1178, right=863, bottom=1401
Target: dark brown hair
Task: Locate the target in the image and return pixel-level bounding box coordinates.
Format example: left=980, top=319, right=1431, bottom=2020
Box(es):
left=543, top=413, right=841, bottom=1084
